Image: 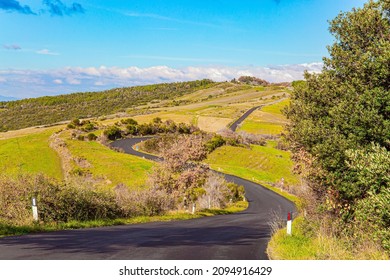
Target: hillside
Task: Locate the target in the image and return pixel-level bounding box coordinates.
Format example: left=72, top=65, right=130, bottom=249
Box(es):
left=0, top=79, right=215, bottom=132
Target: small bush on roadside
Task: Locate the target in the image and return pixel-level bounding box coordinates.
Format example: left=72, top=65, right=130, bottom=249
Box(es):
left=87, top=133, right=97, bottom=141
left=103, top=126, right=122, bottom=140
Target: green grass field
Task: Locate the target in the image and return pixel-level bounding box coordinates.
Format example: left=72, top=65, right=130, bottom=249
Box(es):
left=0, top=129, right=63, bottom=180
left=65, top=138, right=155, bottom=189
left=262, top=99, right=290, bottom=115
left=238, top=99, right=289, bottom=135
left=239, top=121, right=284, bottom=135
left=204, top=141, right=299, bottom=187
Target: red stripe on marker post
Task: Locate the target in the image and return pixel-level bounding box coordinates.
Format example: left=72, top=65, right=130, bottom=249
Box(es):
left=287, top=212, right=292, bottom=235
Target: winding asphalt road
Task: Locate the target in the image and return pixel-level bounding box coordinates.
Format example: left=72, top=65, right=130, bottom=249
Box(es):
left=0, top=106, right=295, bottom=260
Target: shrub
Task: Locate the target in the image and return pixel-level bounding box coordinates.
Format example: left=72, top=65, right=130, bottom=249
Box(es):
left=87, top=133, right=97, bottom=141
left=353, top=189, right=390, bottom=253
left=82, top=122, right=96, bottom=132
left=138, top=123, right=155, bottom=135
left=0, top=174, right=122, bottom=224
left=153, top=117, right=162, bottom=124
left=205, top=134, right=226, bottom=153
left=125, top=124, right=137, bottom=135
left=121, top=118, right=138, bottom=125
left=103, top=126, right=122, bottom=140
left=71, top=118, right=81, bottom=126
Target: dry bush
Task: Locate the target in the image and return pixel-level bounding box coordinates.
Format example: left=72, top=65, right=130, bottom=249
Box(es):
left=159, top=134, right=208, bottom=171
left=0, top=174, right=123, bottom=224
left=237, top=131, right=266, bottom=146
left=114, top=184, right=175, bottom=216
left=268, top=207, right=286, bottom=235
left=198, top=172, right=229, bottom=209
left=0, top=174, right=35, bottom=224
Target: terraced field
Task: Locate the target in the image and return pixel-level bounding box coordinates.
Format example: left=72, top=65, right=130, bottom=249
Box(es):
left=99, top=83, right=289, bottom=133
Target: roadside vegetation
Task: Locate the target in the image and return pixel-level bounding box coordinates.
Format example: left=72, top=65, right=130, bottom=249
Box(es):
left=269, top=0, right=390, bottom=259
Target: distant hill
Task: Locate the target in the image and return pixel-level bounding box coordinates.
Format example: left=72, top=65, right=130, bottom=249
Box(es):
left=0, top=95, right=17, bottom=102
left=0, top=80, right=215, bottom=132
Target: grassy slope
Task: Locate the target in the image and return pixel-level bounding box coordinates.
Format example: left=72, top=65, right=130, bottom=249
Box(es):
left=0, top=80, right=215, bottom=131
left=0, top=129, right=63, bottom=180
left=205, top=141, right=299, bottom=187
left=267, top=217, right=388, bottom=260
left=64, top=137, right=155, bottom=189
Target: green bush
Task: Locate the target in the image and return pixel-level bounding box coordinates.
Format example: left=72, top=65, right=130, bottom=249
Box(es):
left=82, top=122, right=96, bottom=132
left=87, top=133, right=97, bottom=141
left=121, top=118, right=138, bottom=125
left=126, top=124, right=138, bottom=135
left=354, top=189, right=390, bottom=253
left=103, top=126, right=122, bottom=140
left=205, top=134, right=226, bottom=153
left=227, top=182, right=246, bottom=202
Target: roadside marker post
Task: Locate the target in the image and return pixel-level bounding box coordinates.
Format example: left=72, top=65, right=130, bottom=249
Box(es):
left=32, top=197, right=38, bottom=222
left=287, top=212, right=292, bottom=235
left=192, top=203, right=196, bottom=215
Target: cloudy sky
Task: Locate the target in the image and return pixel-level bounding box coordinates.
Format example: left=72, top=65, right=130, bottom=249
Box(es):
left=1, top=0, right=365, bottom=99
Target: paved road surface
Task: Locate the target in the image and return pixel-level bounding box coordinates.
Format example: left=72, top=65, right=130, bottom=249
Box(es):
left=229, top=106, right=261, bottom=132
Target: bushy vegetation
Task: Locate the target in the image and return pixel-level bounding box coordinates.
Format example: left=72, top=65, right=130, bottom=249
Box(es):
left=102, top=118, right=199, bottom=140
left=284, top=0, right=390, bottom=256
left=236, top=76, right=269, bottom=86
left=0, top=174, right=176, bottom=225
left=0, top=79, right=215, bottom=131
left=147, top=134, right=246, bottom=209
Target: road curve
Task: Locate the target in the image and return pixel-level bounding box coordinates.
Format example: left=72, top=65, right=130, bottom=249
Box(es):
left=229, top=106, right=261, bottom=131
left=0, top=106, right=295, bottom=260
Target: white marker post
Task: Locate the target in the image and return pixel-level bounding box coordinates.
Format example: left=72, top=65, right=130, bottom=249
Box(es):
left=32, top=197, right=38, bottom=222
left=287, top=212, right=292, bottom=235
left=192, top=203, right=196, bottom=215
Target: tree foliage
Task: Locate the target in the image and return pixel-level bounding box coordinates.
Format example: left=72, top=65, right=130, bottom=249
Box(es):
left=286, top=0, right=389, bottom=205
left=285, top=0, right=390, bottom=254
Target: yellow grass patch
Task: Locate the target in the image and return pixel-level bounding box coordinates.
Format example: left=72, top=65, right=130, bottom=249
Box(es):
left=197, top=116, right=233, bottom=132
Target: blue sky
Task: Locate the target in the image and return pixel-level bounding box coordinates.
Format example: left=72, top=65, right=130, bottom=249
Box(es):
left=0, top=0, right=366, bottom=98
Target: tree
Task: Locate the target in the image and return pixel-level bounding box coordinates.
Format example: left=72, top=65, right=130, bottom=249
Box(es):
left=286, top=0, right=389, bottom=208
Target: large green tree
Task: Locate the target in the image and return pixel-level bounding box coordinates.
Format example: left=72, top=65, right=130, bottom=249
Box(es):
left=286, top=0, right=389, bottom=208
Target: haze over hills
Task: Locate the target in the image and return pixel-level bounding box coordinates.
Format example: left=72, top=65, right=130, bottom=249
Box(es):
left=0, top=95, right=17, bottom=102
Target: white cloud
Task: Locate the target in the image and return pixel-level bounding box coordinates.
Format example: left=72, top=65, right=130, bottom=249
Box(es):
left=36, top=49, right=60, bottom=56
left=0, top=63, right=323, bottom=98
left=66, top=78, right=81, bottom=85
